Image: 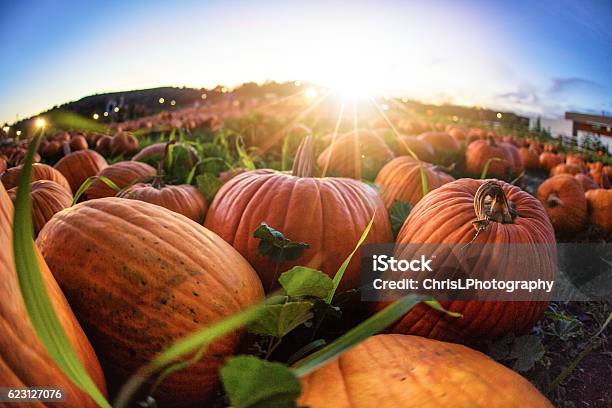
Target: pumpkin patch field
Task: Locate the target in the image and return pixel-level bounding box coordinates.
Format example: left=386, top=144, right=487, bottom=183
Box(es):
left=2, top=1, right=612, bottom=406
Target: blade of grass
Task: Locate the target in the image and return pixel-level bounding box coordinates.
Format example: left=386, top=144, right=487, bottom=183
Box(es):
left=480, top=157, right=506, bottom=179
left=13, top=132, right=111, bottom=408
left=419, top=165, right=429, bottom=197
left=324, top=213, right=375, bottom=304
left=71, top=176, right=121, bottom=205
left=291, top=294, right=425, bottom=377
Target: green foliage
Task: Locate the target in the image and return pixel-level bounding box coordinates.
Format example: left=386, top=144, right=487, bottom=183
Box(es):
left=72, top=175, right=121, bottom=205
left=195, top=173, right=221, bottom=202
left=487, top=334, right=545, bottom=372
left=389, top=200, right=412, bottom=238
left=253, top=223, right=310, bottom=262
left=247, top=302, right=314, bottom=338
left=221, top=356, right=301, bottom=408
left=279, top=267, right=333, bottom=299
left=12, top=133, right=111, bottom=408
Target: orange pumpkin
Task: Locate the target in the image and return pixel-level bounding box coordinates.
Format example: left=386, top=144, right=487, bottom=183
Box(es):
left=375, top=156, right=454, bottom=208
left=85, top=161, right=156, bottom=200
left=585, top=189, right=611, bottom=232
left=95, top=135, right=113, bottom=156
left=37, top=198, right=264, bottom=407
left=0, top=182, right=106, bottom=406
left=317, top=130, right=394, bottom=179
left=519, top=147, right=540, bottom=170
left=417, top=131, right=460, bottom=153
left=550, top=163, right=583, bottom=177
left=8, top=180, right=72, bottom=237
left=2, top=163, right=72, bottom=193
left=110, top=132, right=139, bottom=157
left=465, top=139, right=512, bottom=178
left=384, top=179, right=555, bottom=342
left=500, top=141, right=524, bottom=178
left=55, top=149, right=108, bottom=192
left=539, top=152, right=563, bottom=171
left=206, top=136, right=392, bottom=292
left=574, top=173, right=598, bottom=192
left=69, top=135, right=89, bottom=151
left=537, top=174, right=587, bottom=233
left=118, top=182, right=207, bottom=223
left=394, top=135, right=435, bottom=162
left=299, top=335, right=553, bottom=408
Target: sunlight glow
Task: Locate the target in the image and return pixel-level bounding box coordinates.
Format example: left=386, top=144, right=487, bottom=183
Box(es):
left=35, top=118, right=45, bottom=128
left=305, top=88, right=318, bottom=100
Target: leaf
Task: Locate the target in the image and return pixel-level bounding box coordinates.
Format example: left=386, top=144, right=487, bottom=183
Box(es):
left=423, top=299, right=462, bottom=317
left=389, top=200, right=412, bottom=237
left=247, top=301, right=313, bottom=338
left=324, top=214, right=375, bottom=304
left=292, top=294, right=425, bottom=377
left=221, top=356, right=301, bottom=408
left=195, top=173, right=222, bottom=202
left=509, top=335, right=545, bottom=372
left=253, top=223, right=309, bottom=262
left=236, top=137, right=256, bottom=170
left=480, top=157, right=506, bottom=179
left=12, top=132, right=111, bottom=408
left=279, top=267, right=333, bottom=299
left=72, top=175, right=121, bottom=205
left=419, top=165, right=429, bottom=197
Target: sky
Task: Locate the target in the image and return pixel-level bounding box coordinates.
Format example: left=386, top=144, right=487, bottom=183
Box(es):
left=1, top=0, right=611, bottom=124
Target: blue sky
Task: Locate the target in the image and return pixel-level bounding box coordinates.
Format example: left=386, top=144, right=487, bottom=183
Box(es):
left=1, top=0, right=611, bottom=124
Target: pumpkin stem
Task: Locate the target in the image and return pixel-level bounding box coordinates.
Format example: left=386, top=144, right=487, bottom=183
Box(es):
left=546, top=193, right=564, bottom=208
left=291, top=135, right=314, bottom=177
left=473, top=181, right=516, bottom=231
left=153, top=140, right=176, bottom=189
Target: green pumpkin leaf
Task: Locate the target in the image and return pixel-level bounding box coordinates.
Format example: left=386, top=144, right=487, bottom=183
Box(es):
left=509, top=335, right=545, bottom=372
left=253, top=223, right=309, bottom=262
left=195, top=173, right=222, bottom=202
left=13, top=133, right=111, bottom=408
left=221, top=356, right=301, bottom=408
left=389, top=200, right=412, bottom=237
left=279, top=267, right=333, bottom=299
left=247, top=301, right=313, bottom=338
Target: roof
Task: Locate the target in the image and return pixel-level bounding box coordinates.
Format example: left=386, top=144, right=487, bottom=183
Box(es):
left=565, top=112, right=612, bottom=127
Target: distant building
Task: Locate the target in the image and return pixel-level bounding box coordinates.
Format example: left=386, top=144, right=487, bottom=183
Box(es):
left=531, top=112, right=612, bottom=151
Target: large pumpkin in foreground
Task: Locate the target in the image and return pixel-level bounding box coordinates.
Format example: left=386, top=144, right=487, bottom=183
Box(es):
left=299, top=334, right=552, bottom=408
left=37, top=198, right=264, bottom=407
left=0, top=183, right=106, bottom=406
left=205, top=136, right=392, bottom=292
left=381, top=179, right=555, bottom=343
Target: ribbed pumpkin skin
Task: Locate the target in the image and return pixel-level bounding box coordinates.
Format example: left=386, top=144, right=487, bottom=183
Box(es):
left=375, top=157, right=454, bottom=208
left=417, top=131, right=460, bottom=152
left=204, top=170, right=393, bottom=292
left=2, top=162, right=72, bottom=193
left=299, top=335, right=553, bottom=408
left=384, top=179, right=555, bottom=342
left=37, top=198, right=263, bottom=407
left=0, top=183, right=106, bottom=407
left=537, top=174, right=587, bottom=233
left=54, top=149, right=108, bottom=192
left=519, top=147, right=540, bottom=170
left=394, top=136, right=435, bottom=162
left=574, top=173, right=598, bottom=192
left=8, top=180, right=73, bottom=236
left=85, top=161, right=156, bottom=200
left=118, top=183, right=208, bottom=223
left=465, top=139, right=512, bottom=178
left=585, top=189, right=612, bottom=232
left=500, top=142, right=524, bottom=176
left=317, top=131, right=395, bottom=180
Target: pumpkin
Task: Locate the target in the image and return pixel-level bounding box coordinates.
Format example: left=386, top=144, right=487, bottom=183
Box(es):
left=85, top=161, right=156, bottom=200
left=417, top=131, right=460, bottom=152
left=537, top=174, right=587, bottom=233
left=132, top=142, right=198, bottom=167
left=299, top=334, right=553, bottom=408
left=37, top=198, right=263, bottom=406
left=0, top=157, right=6, bottom=174
left=447, top=127, right=467, bottom=142
left=550, top=163, right=583, bottom=177
left=574, top=173, right=598, bottom=192
left=375, top=156, right=454, bottom=208
left=382, top=179, right=555, bottom=342
left=2, top=162, right=72, bottom=193
left=205, top=135, right=392, bottom=292
left=465, top=139, right=512, bottom=178
left=55, top=149, right=108, bottom=193
left=585, top=189, right=611, bottom=232
left=110, top=132, right=139, bottom=157
left=589, top=162, right=611, bottom=188
left=219, top=167, right=248, bottom=184
left=519, top=147, right=540, bottom=170
left=317, top=130, right=394, bottom=180
left=539, top=152, right=563, bottom=171
left=8, top=180, right=72, bottom=237
left=69, top=135, right=89, bottom=151
left=394, top=135, right=435, bottom=162
left=0, top=182, right=106, bottom=406
left=118, top=182, right=207, bottom=223
left=95, top=135, right=113, bottom=156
